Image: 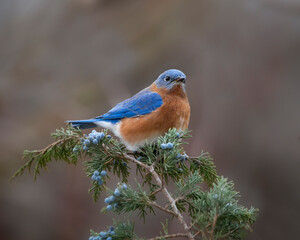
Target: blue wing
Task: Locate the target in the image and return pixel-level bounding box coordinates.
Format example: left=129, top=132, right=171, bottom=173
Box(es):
left=67, top=90, right=163, bottom=129
left=96, top=90, right=163, bottom=122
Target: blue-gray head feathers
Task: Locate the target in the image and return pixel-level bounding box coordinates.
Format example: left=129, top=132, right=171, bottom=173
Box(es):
left=154, top=69, right=186, bottom=90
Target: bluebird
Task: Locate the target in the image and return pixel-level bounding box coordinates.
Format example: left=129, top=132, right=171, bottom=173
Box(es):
left=67, top=69, right=190, bottom=151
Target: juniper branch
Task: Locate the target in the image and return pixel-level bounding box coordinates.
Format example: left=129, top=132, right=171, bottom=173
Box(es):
left=149, top=201, right=176, bottom=215
left=210, top=214, right=219, bottom=240
left=13, top=127, right=258, bottom=240
left=148, top=233, right=189, bottom=240
left=123, top=153, right=195, bottom=240
left=11, top=127, right=82, bottom=181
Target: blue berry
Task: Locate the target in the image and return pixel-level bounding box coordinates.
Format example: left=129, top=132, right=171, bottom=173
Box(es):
left=73, top=147, right=79, bottom=153
left=93, top=139, right=98, bottom=144
left=114, top=188, right=120, bottom=197
left=176, top=153, right=181, bottom=159
left=167, top=142, right=173, bottom=149
left=122, top=161, right=127, bottom=167
left=113, top=203, right=118, bottom=208
left=99, top=132, right=105, bottom=139
left=92, top=130, right=96, bottom=133
left=94, top=171, right=99, bottom=176
left=89, top=237, right=93, bottom=240
left=91, top=175, right=97, bottom=181
left=100, top=170, right=107, bottom=176
left=105, top=197, right=111, bottom=204
left=99, top=232, right=107, bottom=238
left=97, top=132, right=105, bottom=140
left=107, top=237, right=112, bottom=240
left=180, top=154, right=187, bottom=161
left=106, top=205, right=113, bottom=210
left=83, top=146, right=89, bottom=151
left=176, top=132, right=180, bottom=138
left=109, top=226, right=114, bottom=231
left=97, top=179, right=103, bottom=185
left=122, top=183, right=128, bottom=189
left=96, top=176, right=102, bottom=181
left=109, top=195, right=115, bottom=202
left=84, top=139, right=91, bottom=145
left=160, top=143, right=167, bottom=149
left=109, top=231, right=115, bottom=235
left=80, top=139, right=84, bottom=143
left=94, top=237, right=100, bottom=240
left=89, top=136, right=94, bottom=141
left=107, top=135, right=111, bottom=139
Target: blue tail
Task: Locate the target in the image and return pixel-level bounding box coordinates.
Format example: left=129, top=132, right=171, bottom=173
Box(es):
left=66, top=119, right=98, bottom=129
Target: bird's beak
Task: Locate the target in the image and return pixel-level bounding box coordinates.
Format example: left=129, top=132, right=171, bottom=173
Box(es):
left=175, top=77, right=186, bottom=83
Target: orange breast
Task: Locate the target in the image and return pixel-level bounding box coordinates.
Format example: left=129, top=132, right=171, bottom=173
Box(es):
left=120, top=84, right=190, bottom=146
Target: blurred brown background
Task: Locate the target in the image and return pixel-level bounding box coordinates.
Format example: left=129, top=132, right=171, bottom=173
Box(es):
left=1, top=0, right=300, bottom=239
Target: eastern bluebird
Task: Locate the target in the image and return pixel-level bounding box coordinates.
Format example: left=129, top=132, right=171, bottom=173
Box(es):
left=67, top=69, right=190, bottom=151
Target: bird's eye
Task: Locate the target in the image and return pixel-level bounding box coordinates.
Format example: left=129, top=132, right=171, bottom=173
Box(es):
left=164, top=76, right=171, bottom=82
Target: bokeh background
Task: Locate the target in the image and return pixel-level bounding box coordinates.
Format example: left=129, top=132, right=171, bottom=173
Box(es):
left=1, top=0, right=300, bottom=239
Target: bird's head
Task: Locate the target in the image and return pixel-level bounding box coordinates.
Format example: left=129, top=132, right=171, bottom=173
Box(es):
left=154, top=69, right=186, bottom=90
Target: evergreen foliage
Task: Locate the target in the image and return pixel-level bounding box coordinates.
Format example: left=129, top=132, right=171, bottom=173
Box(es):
left=13, top=126, right=258, bottom=240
